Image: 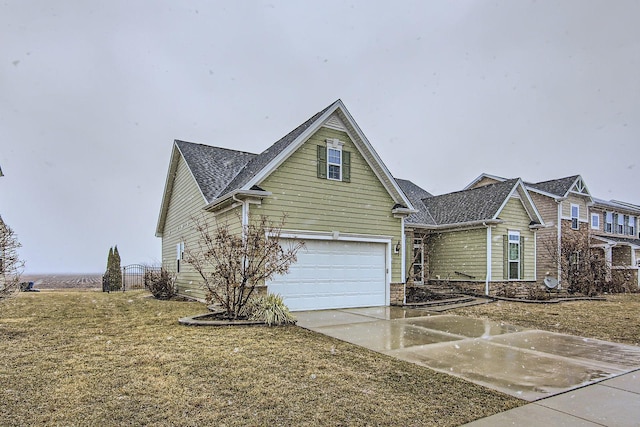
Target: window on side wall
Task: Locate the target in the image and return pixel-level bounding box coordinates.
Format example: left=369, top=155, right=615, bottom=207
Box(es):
left=176, top=242, right=184, bottom=273
left=591, top=213, right=600, bottom=230
left=605, top=212, right=613, bottom=233
left=571, top=204, right=579, bottom=230
left=508, top=231, right=520, bottom=280
left=617, top=214, right=624, bottom=234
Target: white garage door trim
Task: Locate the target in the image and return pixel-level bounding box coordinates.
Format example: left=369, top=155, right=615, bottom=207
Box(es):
left=268, top=231, right=392, bottom=311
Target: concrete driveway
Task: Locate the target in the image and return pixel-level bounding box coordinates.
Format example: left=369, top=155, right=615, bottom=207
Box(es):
left=295, top=306, right=640, bottom=402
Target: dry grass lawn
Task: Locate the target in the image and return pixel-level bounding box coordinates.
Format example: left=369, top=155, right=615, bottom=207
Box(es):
left=453, top=294, right=640, bottom=346
left=0, top=291, right=521, bottom=426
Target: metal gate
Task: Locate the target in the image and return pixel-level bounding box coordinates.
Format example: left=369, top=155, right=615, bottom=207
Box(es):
left=122, top=264, right=160, bottom=291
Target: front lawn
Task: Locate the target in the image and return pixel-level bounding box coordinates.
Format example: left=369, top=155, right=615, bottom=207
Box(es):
left=452, top=294, right=640, bottom=346
left=0, top=291, right=520, bottom=426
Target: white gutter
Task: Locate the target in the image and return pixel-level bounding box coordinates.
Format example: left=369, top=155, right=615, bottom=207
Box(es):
left=409, top=219, right=503, bottom=231
left=204, top=189, right=271, bottom=212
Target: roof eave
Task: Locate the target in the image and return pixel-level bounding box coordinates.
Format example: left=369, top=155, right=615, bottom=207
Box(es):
left=408, top=219, right=503, bottom=231
left=204, top=189, right=272, bottom=212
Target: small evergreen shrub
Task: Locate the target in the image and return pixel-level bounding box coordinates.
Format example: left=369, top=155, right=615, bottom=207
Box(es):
left=144, top=268, right=176, bottom=300
left=247, top=293, right=296, bottom=326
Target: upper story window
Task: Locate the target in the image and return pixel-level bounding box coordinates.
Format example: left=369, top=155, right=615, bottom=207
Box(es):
left=317, top=139, right=351, bottom=182
left=617, top=214, right=624, bottom=234
left=571, top=204, right=579, bottom=230
left=628, top=216, right=636, bottom=236
left=591, top=213, right=600, bottom=230
left=327, top=147, right=341, bottom=180
left=605, top=212, right=613, bottom=233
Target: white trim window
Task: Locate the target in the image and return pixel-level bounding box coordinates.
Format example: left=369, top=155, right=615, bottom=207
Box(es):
left=327, top=147, right=342, bottom=180
left=591, top=213, right=600, bottom=230
left=617, top=214, right=624, bottom=234
left=605, top=212, right=613, bottom=233
left=508, top=230, right=521, bottom=280
left=176, top=242, right=184, bottom=273
left=571, top=204, right=579, bottom=230
left=628, top=216, right=636, bottom=236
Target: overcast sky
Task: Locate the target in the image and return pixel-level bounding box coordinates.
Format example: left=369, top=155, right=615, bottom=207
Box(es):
left=1, top=1, right=638, bottom=273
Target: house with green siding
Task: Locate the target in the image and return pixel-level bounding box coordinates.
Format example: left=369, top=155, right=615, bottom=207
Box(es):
left=156, top=100, right=416, bottom=310
left=397, top=178, right=544, bottom=296
left=466, top=174, right=595, bottom=288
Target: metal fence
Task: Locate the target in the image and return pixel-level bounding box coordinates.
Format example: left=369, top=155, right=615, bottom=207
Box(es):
left=121, top=264, right=160, bottom=291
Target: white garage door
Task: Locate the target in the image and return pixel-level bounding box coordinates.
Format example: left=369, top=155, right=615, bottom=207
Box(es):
left=267, top=239, right=387, bottom=311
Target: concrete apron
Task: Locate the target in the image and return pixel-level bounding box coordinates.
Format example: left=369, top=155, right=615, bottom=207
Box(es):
left=295, top=307, right=640, bottom=401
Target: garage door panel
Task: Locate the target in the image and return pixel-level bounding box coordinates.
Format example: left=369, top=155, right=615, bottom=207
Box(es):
left=268, top=239, right=387, bottom=311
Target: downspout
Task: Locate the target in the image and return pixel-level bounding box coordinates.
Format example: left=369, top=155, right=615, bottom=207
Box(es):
left=557, top=200, right=562, bottom=287
left=233, top=195, right=249, bottom=229
left=484, top=222, right=491, bottom=296
left=401, top=217, right=406, bottom=305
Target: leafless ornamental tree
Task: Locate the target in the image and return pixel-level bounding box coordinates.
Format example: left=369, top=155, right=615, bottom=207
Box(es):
left=0, top=216, right=24, bottom=301
left=185, top=214, right=303, bottom=319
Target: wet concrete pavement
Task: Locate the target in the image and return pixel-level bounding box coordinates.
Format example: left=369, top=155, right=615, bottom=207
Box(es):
left=295, top=307, right=640, bottom=403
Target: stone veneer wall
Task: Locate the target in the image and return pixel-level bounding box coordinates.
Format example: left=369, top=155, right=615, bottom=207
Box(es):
left=427, top=279, right=541, bottom=298
left=390, top=283, right=405, bottom=306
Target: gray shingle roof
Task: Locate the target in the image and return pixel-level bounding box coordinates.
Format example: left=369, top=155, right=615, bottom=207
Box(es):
left=175, top=102, right=336, bottom=203
left=395, top=179, right=436, bottom=225
left=527, top=175, right=579, bottom=197
left=418, top=179, right=520, bottom=226
left=592, top=198, right=640, bottom=214
left=219, top=103, right=335, bottom=195
left=176, top=140, right=256, bottom=203
left=593, top=234, right=640, bottom=247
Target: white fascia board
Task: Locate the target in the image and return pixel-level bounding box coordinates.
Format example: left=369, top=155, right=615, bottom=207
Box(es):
left=510, top=180, right=544, bottom=225
left=204, top=189, right=272, bottom=212
left=525, top=185, right=566, bottom=200
left=409, top=219, right=502, bottom=231
left=241, top=101, right=341, bottom=191
left=156, top=142, right=208, bottom=237
left=335, top=104, right=415, bottom=210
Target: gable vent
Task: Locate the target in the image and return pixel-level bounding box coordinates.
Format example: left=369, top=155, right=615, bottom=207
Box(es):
left=323, top=113, right=346, bottom=131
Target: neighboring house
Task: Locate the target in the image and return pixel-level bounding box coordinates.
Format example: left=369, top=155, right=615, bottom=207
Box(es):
left=397, top=178, right=544, bottom=296
left=156, top=100, right=416, bottom=311
left=466, top=174, right=593, bottom=286
left=590, top=198, right=640, bottom=287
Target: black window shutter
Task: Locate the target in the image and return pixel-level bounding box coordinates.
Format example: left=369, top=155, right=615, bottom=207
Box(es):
left=342, top=150, right=351, bottom=182
left=520, top=236, right=525, bottom=280
left=317, top=145, right=326, bottom=179
left=503, top=235, right=508, bottom=280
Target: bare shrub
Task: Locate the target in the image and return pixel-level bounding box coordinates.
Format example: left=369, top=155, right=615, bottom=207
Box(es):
left=185, top=214, right=303, bottom=319
left=144, top=268, right=176, bottom=300
left=0, top=216, right=24, bottom=302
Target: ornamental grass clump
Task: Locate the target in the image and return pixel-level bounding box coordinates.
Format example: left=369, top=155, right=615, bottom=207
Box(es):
left=248, top=293, right=296, bottom=326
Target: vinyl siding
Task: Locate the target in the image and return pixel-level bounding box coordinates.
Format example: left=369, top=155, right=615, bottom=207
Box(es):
left=426, top=228, right=487, bottom=281
left=561, top=194, right=590, bottom=222
left=161, top=155, right=244, bottom=300
left=253, top=127, right=403, bottom=282
left=530, top=192, right=559, bottom=282
left=492, top=197, right=536, bottom=281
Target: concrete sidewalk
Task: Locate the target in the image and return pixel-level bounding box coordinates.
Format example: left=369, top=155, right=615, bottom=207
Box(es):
left=463, top=369, right=640, bottom=426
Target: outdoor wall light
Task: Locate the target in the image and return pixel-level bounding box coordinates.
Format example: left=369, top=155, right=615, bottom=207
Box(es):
left=394, top=241, right=401, bottom=254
